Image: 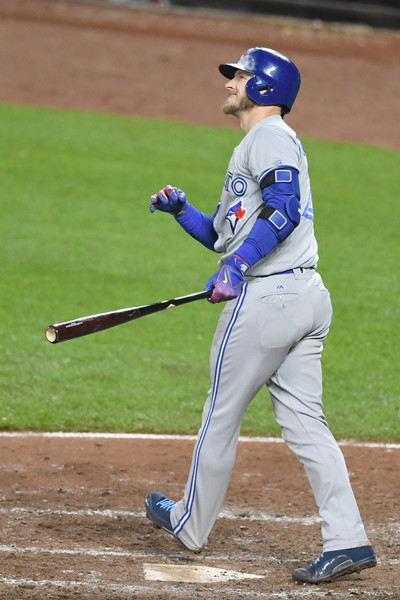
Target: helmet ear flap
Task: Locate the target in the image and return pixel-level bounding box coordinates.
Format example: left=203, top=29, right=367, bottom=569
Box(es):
left=246, top=78, right=275, bottom=107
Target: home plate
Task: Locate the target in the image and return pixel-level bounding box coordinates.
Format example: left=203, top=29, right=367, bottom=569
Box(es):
left=143, top=563, right=264, bottom=583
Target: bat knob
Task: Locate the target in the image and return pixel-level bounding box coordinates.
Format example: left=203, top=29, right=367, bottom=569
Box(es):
left=46, top=327, right=58, bottom=343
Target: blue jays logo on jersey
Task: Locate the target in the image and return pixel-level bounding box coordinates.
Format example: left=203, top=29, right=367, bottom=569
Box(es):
left=225, top=201, right=246, bottom=233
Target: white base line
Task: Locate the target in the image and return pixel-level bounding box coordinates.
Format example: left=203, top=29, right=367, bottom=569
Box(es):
left=0, top=506, right=321, bottom=526
left=0, top=544, right=140, bottom=558
left=2, top=506, right=398, bottom=532
left=0, top=431, right=398, bottom=449
left=0, top=544, right=397, bottom=565
left=0, top=577, right=365, bottom=599
left=0, top=577, right=149, bottom=595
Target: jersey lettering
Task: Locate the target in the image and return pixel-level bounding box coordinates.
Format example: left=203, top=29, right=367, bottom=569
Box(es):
left=224, top=171, right=233, bottom=192
left=302, top=190, right=314, bottom=221
left=224, top=171, right=247, bottom=197
left=296, top=134, right=307, bottom=157
left=232, top=177, right=247, bottom=196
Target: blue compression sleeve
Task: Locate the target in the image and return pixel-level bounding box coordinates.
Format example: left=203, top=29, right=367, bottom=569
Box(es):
left=234, top=218, right=279, bottom=266
left=175, top=203, right=218, bottom=251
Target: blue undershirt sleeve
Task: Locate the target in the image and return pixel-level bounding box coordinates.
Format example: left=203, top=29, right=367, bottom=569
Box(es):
left=175, top=203, right=218, bottom=252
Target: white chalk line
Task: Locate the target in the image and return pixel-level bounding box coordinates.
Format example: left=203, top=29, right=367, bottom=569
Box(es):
left=0, top=576, right=371, bottom=599
left=0, top=576, right=149, bottom=595
left=0, top=543, right=397, bottom=566
left=0, top=431, right=399, bottom=449
left=0, top=544, right=139, bottom=559
left=0, top=543, right=296, bottom=566
left=0, top=506, right=321, bottom=526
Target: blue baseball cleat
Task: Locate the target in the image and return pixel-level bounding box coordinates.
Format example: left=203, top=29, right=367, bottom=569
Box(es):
left=292, top=545, right=377, bottom=584
left=145, top=492, right=205, bottom=553
left=145, top=492, right=176, bottom=534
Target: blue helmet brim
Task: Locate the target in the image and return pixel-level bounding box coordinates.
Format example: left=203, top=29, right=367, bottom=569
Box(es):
left=219, top=63, right=254, bottom=79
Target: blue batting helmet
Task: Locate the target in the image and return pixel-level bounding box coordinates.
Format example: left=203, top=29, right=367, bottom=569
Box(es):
left=219, top=47, right=301, bottom=112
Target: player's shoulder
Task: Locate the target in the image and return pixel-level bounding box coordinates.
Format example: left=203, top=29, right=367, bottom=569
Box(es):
left=248, top=115, right=300, bottom=153
left=256, top=115, right=297, bottom=139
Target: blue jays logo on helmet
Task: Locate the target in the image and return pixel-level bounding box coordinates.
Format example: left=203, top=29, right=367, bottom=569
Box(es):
left=219, top=47, right=301, bottom=112
left=225, top=201, right=246, bottom=233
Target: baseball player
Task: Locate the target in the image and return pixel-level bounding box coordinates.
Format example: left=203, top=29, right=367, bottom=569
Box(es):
left=145, top=47, right=376, bottom=584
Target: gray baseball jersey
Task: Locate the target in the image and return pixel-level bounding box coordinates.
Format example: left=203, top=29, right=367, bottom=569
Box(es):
left=213, top=115, right=317, bottom=275
left=170, top=115, right=370, bottom=555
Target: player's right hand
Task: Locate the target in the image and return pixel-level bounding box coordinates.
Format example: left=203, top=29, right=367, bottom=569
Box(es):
left=205, top=255, right=250, bottom=304
left=150, top=185, right=188, bottom=215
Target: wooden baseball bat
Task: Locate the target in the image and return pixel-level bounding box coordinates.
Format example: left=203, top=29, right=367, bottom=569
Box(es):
left=45, top=289, right=212, bottom=344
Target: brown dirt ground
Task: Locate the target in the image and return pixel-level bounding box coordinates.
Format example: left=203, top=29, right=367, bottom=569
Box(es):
left=0, top=434, right=399, bottom=599
left=0, top=1, right=399, bottom=598
left=1, top=0, right=400, bottom=148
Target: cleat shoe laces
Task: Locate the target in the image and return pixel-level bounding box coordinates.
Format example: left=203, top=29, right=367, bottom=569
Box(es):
left=156, top=497, right=175, bottom=512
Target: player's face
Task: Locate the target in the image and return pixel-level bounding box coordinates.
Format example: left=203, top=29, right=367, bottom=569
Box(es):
left=222, top=70, right=254, bottom=116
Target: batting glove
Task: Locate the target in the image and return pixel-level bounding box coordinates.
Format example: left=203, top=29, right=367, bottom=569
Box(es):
left=150, top=185, right=188, bottom=215
left=205, top=255, right=250, bottom=304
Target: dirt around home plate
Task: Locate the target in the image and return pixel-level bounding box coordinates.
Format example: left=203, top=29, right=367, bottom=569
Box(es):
left=0, top=1, right=399, bottom=598
left=0, top=433, right=399, bottom=599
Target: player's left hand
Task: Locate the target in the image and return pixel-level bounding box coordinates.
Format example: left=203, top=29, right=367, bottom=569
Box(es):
left=205, top=255, right=250, bottom=304
left=150, top=185, right=188, bottom=215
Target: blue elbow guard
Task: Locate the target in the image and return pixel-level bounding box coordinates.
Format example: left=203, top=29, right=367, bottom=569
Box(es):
left=258, top=166, right=301, bottom=243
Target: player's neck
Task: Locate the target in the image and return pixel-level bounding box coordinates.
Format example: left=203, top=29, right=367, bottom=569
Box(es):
left=239, top=105, right=281, bottom=133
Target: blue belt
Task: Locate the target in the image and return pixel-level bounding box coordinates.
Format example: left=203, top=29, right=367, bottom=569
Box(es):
left=277, top=267, right=316, bottom=275
left=276, top=269, right=295, bottom=275
left=248, top=267, right=316, bottom=278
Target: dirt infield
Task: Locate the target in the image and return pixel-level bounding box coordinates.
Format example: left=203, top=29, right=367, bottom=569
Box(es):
left=0, top=433, right=399, bottom=599
left=0, top=1, right=399, bottom=598
left=0, top=0, right=400, bottom=148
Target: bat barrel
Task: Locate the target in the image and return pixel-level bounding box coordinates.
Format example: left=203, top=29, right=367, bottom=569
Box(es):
left=45, top=289, right=211, bottom=344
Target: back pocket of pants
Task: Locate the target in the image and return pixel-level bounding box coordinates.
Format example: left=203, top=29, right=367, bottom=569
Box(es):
left=258, top=293, right=299, bottom=307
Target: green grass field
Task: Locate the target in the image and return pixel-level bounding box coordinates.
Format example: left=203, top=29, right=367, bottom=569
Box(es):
left=1, top=103, right=399, bottom=440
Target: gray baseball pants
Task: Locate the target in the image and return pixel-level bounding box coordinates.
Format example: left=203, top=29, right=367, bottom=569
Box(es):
left=171, top=269, right=370, bottom=552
